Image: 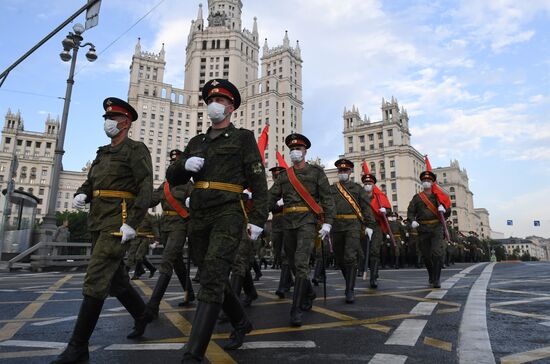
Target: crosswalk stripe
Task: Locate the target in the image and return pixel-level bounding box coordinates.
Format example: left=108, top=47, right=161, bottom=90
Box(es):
left=239, top=341, right=316, bottom=349
left=410, top=302, right=437, bottom=316
left=385, top=319, right=427, bottom=346
left=0, top=340, right=67, bottom=349
left=369, top=353, right=408, bottom=364
left=425, top=290, right=447, bottom=299
left=105, top=344, right=185, bottom=350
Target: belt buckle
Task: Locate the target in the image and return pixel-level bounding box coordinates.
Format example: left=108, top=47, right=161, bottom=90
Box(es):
left=204, top=181, right=210, bottom=189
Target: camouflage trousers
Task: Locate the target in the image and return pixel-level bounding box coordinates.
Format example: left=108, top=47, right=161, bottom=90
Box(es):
left=126, top=237, right=149, bottom=268
left=187, top=203, right=245, bottom=304
left=231, top=229, right=254, bottom=279
left=83, top=231, right=133, bottom=299
left=159, top=228, right=188, bottom=276
left=368, top=225, right=384, bottom=266
left=418, top=224, right=446, bottom=264
left=283, top=223, right=316, bottom=280
left=332, top=229, right=362, bottom=268
left=272, top=230, right=287, bottom=265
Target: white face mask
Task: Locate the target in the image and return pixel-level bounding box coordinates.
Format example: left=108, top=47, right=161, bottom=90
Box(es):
left=422, top=181, right=433, bottom=189
left=104, top=119, right=121, bottom=138
left=388, top=217, right=397, bottom=221
left=337, top=173, right=349, bottom=182
left=289, top=150, right=303, bottom=163
left=207, top=102, right=228, bottom=124
left=364, top=184, right=373, bottom=192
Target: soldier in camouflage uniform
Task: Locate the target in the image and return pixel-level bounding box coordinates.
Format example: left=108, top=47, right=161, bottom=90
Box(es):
left=386, top=212, right=406, bottom=269
left=145, top=149, right=195, bottom=320
left=53, top=98, right=153, bottom=364
left=407, top=170, right=451, bottom=288
left=270, top=166, right=296, bottom=298
left=166, top=79, right=268, bottom=361
left=361, top=173, right=386, bottom=288
left=127, top=213, right=158, bottom=280
left=330, top=159, right=375, bottom=303
left=268, top=133, right=335, bottom=327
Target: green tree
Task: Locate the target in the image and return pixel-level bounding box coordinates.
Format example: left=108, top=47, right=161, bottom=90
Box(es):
left=56, top=211, right=89, bottom=242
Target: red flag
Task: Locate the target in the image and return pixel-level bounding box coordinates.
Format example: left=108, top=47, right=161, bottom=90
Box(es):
left=362, top=160, right=392, bottom=232
left=424, top=155, right=451, bottom=209
left=276, top=151, right=289, bottom=168
left=257, top=125, right=269, bottom=165
left=362, top=160, right=370, bottom=174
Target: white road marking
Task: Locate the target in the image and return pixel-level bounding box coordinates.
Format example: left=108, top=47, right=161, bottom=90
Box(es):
left=105, top=344, right=185, bottom=350
left=410, top=302, right=437, bottom=316
left=0, top=340, right=67, bottom=349
left=540, top=321, right=550, bottom=327
left=458, top=262, right=495, bottom=364
left=385, top=319, right=427, bottom=346
left=33, top=290, right=67, bottom=294
left=239, top=341, right=317, bottom=349
left=369, top=353, right=408, bottom=364
left=32, top=312, right=123, bottom=326
left=425, top=290, right=448, bottom=299
left=0, top=289, right=17, bottom=292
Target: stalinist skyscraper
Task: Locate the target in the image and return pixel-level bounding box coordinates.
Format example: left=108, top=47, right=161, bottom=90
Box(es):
left=128, top=0, right=303, bottom=186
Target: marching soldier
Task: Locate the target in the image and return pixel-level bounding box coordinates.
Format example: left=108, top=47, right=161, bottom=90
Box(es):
left=166, top=79, right=268, bottom=361
left=52, top=97, right=153, bottom=364
left=127, top=213, right=158, bottom=280
left=361, top=173, right=387, bottom=288
left=268, top=133, right=335, bottom=327
left=145, top=149, right=195, bottom=320
left=330, top=159, right=375, bottom=303
left=386, top=212, right=406, bottom=269
left=407, top=170, right=451, bottom=288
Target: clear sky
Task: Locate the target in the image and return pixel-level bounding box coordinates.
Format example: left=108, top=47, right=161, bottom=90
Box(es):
left=0, top=0, right=549, bottom=238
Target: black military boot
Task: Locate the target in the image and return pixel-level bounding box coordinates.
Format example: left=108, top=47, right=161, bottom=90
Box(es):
left=51, top=295, right=104, bottom=364
left=192, top=269, right=200, bottom=283
left=252, top=259, right=262, bottom=281
left=425, top=260, right=434, bottom=285
left=290, top=277, right=307, bottom=327
left=242, top=270, right=258, bottom=307
left=175, top=264, right=195, bottom=307
left=116, top=286, right=152, bottom=339
left=345, top=265, right=357, bottom=304
left=394, top=256, right=400, bottom=269
left=300, top=279, right=316, bottom=311
left=275, top=265, right=290, bottom=298
left=143, top=258, right=157, bottom=278
left=369, top=260, right=379, bottom=289
left=311, top=259, right=324, bottom=287
left=222, top=287, right=253, bottom=350
left=220, top=274, right=244, bottom=323
left=181, top=301, right=222, bottom=363
left=131, top=263, right=145, bottom=280
left=146, top=273, right=171, bottom=320
left=432, top=259, right=442, bottom=289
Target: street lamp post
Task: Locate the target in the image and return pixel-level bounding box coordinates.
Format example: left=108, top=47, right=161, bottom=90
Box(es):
left=40, top=23, right=97, bottom=239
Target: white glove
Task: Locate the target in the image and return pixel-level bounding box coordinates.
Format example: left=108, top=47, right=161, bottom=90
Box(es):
left=406, top=232, right=410, bottom=237
left=379, top=207, right=387, bottom=214
left=185, top=197, right=190, bottom=208
left=411, top=221, right=420, bottom=229
left=184, top=156, right=204, bottom=172
left=438, top=205, right=446, bottom=213
left=243, top=189, right=252, bottom=200
left=247, top=223, right=263, bottom=241
left=276, top=198, right=284, bottom=207
left=386, top=234, right=390, bottom=239
left=318, top=223, right=332, bottom=240
left=365, top=227, right=373, bottom=239
left=150, top=241, right=160, bottom=249
left=120, top=223, right=136, bottom=243
left=72, top=193, right=87, bottom=209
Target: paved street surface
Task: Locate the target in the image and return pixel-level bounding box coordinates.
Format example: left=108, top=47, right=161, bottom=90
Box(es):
left=1, top=262, right=550, bottom=363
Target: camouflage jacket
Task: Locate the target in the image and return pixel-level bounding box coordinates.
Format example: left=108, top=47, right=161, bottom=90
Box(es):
left=151, top=181, right=192, bottom=232
left=268, top=163, right=335, bottom=229
left=387, top=219, right=407, bottom=242
left=77, top=137, right=153, bottom=232
left=330, top=181, right=375, bottom=232
left=407, top=192, right=451, bottom=226
left=268, top=184, right=285, bottom=232
left=165, top=123, right=268, bottom=228
left=136, top=213, right=160, bottom=239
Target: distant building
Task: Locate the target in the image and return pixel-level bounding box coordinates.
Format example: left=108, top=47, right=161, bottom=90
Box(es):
left=495, top=237, right=547, bottom=260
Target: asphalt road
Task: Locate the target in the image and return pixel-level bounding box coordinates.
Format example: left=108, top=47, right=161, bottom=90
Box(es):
left=1, top=261, right=550, bottom=363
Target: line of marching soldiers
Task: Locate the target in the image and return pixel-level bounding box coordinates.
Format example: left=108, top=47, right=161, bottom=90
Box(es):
left=52, top=79, right=458, bottom=364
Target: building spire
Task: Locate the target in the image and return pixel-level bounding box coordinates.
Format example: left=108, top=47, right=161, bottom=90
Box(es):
left=295, top=40, right=301, bottom=57
left=263, top=38, right=269, bottom=56
left=283, top=30, right=290, bottom=48
left=160, top=43, right=165, bottom=60
left=197, top=3, right=203, bottom=20
left=253, top=16, right=258, bottom=35
left=134, top=37, right=141, bottom=56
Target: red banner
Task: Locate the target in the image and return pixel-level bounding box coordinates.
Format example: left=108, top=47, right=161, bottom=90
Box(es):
left=276, top=150, right=289, bottom=168
left=257, top=125, right=269, bottom=165
left=362, top=160, right=391, bottom=232
left=424, top=155, right=451, bottom=209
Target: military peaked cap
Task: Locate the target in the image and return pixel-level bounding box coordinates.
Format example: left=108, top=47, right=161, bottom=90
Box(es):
left=102, top=97, right=138, bottom=122
left=202, top=79, right=241, bottom=109
left=419, top=170, right=437, bottom=182
left=335, top=158, right=354, bottom=170
left=285, top=133, right=311, bottom=149
left=361, top=173, right=377, bottom=184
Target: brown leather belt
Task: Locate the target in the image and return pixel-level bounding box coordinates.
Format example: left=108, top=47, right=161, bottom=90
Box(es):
left=163, top=211, right=179, bottom=216
left=93, top=190, right=135, bottom=199
left=420, top=219, right=439, bottom=225
left=273, top=212, right=283, bottom=217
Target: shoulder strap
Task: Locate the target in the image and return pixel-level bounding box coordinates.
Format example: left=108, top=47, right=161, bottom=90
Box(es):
left=286, top=167, right=323, bottom=216
left=335, top=182, right=364, bottom=221
left=419, top=192, right=439, bottom=218
left=163, top=182, right=189, bottom=219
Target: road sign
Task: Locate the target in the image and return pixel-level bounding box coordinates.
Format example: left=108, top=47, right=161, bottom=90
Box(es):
left=85, top=0, right=102, bottom=30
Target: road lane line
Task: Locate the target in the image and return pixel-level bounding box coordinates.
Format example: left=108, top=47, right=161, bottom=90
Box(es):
left=105, top=343, right=185, bottom=350
left=384, top=319, right=427, bottom=346
left=458, top=262, right=495, bottom=364
left=490, top=308, right=550, bottom=321
left=409, top=302, right=437, bottom=316
left=239, top=341, right=316, bottom=349
left=369, top=353, right=408, bottom=364
left=500, top=346, right=550, bottom=364
left=0, top=340, right=67, bottom=349
left=490, top=296, right=550, bottom=307
left=0, top=274, right=72, bottom=341
left=423, top=336, right=452, bottom=352
left=425, top=290, right=448, bottom=299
